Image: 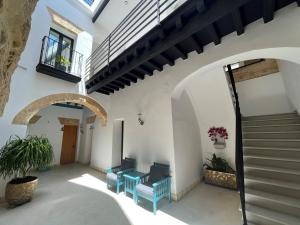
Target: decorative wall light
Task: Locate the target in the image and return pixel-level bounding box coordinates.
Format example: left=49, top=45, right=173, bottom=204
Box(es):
left=138, top=113, right=144, bottom=125
left=60, top=126, right=64, bottom=131
left=208, top=126, right=228, bottom=149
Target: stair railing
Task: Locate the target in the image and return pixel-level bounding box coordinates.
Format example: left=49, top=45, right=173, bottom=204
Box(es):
left=227, top=64, right=248, bottom=225
left=84, top=0, right=186, bottom=81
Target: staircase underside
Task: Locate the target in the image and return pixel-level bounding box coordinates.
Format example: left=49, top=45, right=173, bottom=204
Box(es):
left=86, top=0, right=299, bottom=95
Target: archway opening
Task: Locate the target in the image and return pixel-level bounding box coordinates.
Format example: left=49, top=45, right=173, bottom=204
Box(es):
left=12, top=93, right=107, bottom=126
left=171, top=48, right=300, bottom=224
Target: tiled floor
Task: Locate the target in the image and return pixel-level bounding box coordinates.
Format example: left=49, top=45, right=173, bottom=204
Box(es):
left=0, top=164, right=241, bottom=225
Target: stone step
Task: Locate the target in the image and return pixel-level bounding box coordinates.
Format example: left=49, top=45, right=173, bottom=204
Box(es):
left=243, top=124, right=300, bottom=132
left=243, top=138, right=300, bottom=148
left=246, top=203, right=300, bottom=225
left=246, top=188, right=300, bottom=209
left=243, top=131, right=300, bottom=139
left=244, top=155, right=300, bottom=170
left=244, top=146, right=300, bottom=159
left=244, top=175, right=300, bottom=191
left=242, top=118, right=300, bottom=126
left=244, top=163, right=300, bottom=175
left=245, top=181, right=300, bottom=199
left=242, top=113, right=299, bottom=122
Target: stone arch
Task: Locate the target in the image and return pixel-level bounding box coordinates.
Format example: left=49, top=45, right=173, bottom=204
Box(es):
left=12, top=93, right=107, bottom=126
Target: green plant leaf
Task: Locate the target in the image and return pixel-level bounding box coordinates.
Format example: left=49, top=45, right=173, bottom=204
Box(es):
left=0, top=136, right=54, bottom=179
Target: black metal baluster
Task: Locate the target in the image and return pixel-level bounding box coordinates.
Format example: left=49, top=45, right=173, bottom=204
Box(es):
left=157, top=0, right=161, bottom=25
left=108, top=34, right=111, bottom=73
left=39, top=36, right=46, bottom=64
left=227, top=65, right=247, bottom=225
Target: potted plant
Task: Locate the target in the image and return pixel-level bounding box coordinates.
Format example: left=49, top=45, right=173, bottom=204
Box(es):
left=55, top=55, right=71, bottom=72
left=203, top=153, right=237, bottom=190
left=208, top=126, right=228, bottom=149
left=0, top=136, right=53, bottom=206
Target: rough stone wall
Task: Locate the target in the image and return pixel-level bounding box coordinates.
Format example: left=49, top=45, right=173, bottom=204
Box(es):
left=0, top=0, right=38, bottom=116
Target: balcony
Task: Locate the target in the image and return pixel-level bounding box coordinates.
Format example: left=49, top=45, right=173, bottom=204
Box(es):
left=85, top=0, right=298, bottom=95
left=36, top=36, right=83, bottom=83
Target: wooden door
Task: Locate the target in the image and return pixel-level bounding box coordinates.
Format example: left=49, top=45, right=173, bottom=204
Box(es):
left=60, top=125, right=78, bottom=165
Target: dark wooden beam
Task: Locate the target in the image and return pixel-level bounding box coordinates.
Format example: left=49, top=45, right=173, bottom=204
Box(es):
left=231, top=9, right=244, bottom=35
left=117, top=77, right=131, bottom=86
left=196, top=0, right=206, bottom=13
left=101, top=86, right=114, bottom=93
left=130, top=70, right=145, bottom=80
left=97, top=89, right=110, bottom=95
left=92, top=0, right=110, bottom=23
left=137, top=65, right=153, bottom=76
left=107, top=84, right=119, bottom=91
left=173, top=45, right=187, bottom=59
left=146, top=60, right=163, bottom=72
left=263, top=0, right=275, bottom=23
left=176, top=16, right=184, bottom=30
left=207, top=24, right=221, bottom=45
left=160, top=52, right=174, bottom=66
left=190, top=35, right=203, bottom=54
left=87, top=0, right=252, bottom=93
left=112, top=81, right=125, bottom=89
left=124, top=74, right=137, bottom=83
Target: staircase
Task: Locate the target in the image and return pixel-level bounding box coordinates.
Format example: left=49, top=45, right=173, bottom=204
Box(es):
left=242, top=112, right=300, bottom=225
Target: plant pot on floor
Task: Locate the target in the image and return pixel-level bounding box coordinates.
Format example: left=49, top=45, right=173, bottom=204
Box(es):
left=0, top=136, right=53, bottom=207
left=5, top=176, right=38, bottom=206
left=204, top=169, right=237, bottom=190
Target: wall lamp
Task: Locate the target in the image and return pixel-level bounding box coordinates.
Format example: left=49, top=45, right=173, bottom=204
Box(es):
left=138, top=113, right=144, bottom=125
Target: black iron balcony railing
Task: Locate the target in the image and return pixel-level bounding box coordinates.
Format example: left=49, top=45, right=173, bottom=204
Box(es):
left=85, top=0, right=186, bottom=80
left=39, top=36, right=83, bottom=77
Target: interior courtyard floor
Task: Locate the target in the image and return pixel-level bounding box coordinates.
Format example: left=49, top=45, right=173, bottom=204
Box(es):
left=0, top=164, right=241, bottom=225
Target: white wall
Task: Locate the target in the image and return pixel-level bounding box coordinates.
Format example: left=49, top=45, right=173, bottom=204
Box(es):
left=184, top=67, right=236, bottom=168
left=111, top=120, right=123, bottom=167
left=2, top=2, right=300, bottom=198
left=0, top=0, right=106, bottom=147
left=27, top=105, right=83, bottom=165
left=172, top=90, right=203, bottom=194
left=78, top=108, right=95, bottom=164
left=279, top=60, right=300, bottom=114
left=90, top=4, right=300, bottom=196
left=236, top=72, right=295, bottom=116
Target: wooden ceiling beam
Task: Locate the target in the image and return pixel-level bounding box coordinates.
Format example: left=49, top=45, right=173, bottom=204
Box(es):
left=207, top=23, right=221, bottom=45
left=231, top=9, right=244, bottom=35
left=263, top=0, right=275, bottom=23
left=173, top=44, right=187, bottom=59
left=124, top=74, right=137, bottom=83
left=160, top=52, right=174, bottom=66
left=146, top=60, right=163, bottom=72
left=190, top=35, right=203, bottom=54
left=117, top=77, right=131, bottom=86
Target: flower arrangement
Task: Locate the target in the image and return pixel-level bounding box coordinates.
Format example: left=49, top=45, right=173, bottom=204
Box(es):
left=208, top=126, right=228, bottom=145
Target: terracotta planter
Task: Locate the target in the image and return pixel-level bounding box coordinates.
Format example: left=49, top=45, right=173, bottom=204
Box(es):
left=5, top=176, right=38, bottom=206
left=204, top=169, right=237, bottom=190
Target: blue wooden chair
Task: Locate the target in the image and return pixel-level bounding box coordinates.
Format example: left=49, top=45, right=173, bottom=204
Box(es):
left=135, top=163, right=171, bottom=214
left=106, top=157, right=136, bottom=193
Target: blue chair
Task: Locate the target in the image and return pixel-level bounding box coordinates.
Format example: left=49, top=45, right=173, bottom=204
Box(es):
left=106, top=157, right=136, bottom=193
left=135, top=163, right=171, bottom=214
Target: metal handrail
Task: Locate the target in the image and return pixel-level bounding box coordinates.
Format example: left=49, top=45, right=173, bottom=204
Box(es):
left=39, top=36, right=83, bottom=77
left=85, top=0, right=186, bottom=81
left=227, top=65, right=248, bottom=225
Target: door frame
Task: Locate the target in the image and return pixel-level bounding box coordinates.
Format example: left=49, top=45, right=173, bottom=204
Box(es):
left=60, top=124, right=78, bottom=165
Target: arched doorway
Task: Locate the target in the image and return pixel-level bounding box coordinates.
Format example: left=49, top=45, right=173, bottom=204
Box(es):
left=12, top=93, right=107, bottom=126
